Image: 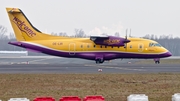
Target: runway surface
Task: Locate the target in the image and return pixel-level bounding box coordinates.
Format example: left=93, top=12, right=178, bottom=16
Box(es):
left=0, top=56, right=180, bottom=73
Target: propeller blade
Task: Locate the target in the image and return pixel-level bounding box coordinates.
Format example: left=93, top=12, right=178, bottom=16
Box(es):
left=124, top=28, right=128, bottom=50
left=125, top=29, right=128, bottom=39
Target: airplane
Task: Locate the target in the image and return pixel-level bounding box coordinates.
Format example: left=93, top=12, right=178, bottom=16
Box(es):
left=6, top=8, right=172, bottom=64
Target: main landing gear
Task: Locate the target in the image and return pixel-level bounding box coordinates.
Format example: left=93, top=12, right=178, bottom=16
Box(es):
left=95, top=59, right=104, bottom=64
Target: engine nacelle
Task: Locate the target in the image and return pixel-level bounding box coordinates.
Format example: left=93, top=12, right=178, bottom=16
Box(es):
left=91, top=36, right=130, bottom=47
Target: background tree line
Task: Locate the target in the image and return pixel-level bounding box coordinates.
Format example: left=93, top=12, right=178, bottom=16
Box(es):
left=0, top=25, right=180, bottom=56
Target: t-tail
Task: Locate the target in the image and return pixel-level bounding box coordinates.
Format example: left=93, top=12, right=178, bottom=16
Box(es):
left=6, top=8, right=65, bottom=41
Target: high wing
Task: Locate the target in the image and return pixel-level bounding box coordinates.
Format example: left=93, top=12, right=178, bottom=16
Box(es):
left=90, top=35, right=130, bottom=47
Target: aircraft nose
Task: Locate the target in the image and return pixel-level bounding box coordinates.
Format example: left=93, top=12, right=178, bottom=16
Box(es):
left=164, top=51, right=172, bottom=57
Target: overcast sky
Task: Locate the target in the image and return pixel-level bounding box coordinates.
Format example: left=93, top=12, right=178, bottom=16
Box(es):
left=1, top=0, right=180, bottom=37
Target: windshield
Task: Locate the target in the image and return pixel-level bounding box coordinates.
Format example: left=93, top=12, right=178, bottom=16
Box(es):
left=149, top=43, right=162, bottom=47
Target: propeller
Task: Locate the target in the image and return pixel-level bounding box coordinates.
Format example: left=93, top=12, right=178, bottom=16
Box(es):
left=129, top=29, right=131, bottom=37
left=125, top=29, right=128, bottom=40
left=124, top=29, right=128, bottom=49
left=124, top=29, right=131, bottom=50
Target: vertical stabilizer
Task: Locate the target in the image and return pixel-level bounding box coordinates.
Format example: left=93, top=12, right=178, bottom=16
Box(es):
left=6, top=8, right=63, bottom=41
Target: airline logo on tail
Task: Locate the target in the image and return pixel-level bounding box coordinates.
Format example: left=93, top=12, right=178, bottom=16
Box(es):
left=13, top=17, right=36, bottom=37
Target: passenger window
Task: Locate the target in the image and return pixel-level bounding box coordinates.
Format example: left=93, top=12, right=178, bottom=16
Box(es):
left=105, top=46, right=107, bottom=48
left=111, top=46, right=113, bottom=48
left=139, top=45, right=142, bottom=48
left=94, top=45, right=96, bottom=48
left=130, top=45, right=132, bottom=48
left=100, top=45, right=102, bottom=48
left=81, top=45, right=83, bottom=48
left=87, top=45, right=90, bottom=48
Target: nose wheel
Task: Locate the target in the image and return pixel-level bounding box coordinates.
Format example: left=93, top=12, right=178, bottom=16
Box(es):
left=155, top=61, right=160, bottom=64
left=154, top=58, right=160, bottom=64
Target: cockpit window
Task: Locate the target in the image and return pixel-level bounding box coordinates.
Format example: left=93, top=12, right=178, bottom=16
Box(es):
left=149, top=43, right=162, bottom=47
left=155, top=43, right=162, bottom=47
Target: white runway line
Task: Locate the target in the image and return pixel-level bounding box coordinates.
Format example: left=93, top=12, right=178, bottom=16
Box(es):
left=27, top=58, right=52, bottom=64
left=84, top=65, right=146, bottom=71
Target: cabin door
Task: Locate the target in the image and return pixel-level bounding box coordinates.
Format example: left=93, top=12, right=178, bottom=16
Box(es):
left=138, top=43, right=144, bottom=52
left=69, top=43, right=75, bottom=55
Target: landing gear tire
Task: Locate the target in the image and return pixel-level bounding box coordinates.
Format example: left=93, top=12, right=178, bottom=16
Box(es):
left=155, top=61, right=160, bottom=64
left=96, top=60, right=99, bottom=64
left=96, top=59, right=104, bottom=64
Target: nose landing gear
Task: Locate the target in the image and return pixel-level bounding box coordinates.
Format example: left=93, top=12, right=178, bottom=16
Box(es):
left=154, top=58, right=160, bottom=64
left=155, top=60, right=160, bottom=64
